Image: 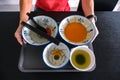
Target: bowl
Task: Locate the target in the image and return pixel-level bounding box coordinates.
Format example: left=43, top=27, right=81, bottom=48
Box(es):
left=59, top=15, right=97, bottom=45
left=70, top=45, right=95, bottom=71
left=22, top=15, right=58, bottom=46
left=70, top=46, right=95, bottom=71
left=43, top=42, right=70, bottom=69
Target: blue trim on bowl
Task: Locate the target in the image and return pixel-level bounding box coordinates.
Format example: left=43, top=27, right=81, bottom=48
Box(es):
left=58, top=15, right=96, bottom=46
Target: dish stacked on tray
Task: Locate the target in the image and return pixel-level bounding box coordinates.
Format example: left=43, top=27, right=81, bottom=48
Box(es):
left=22, top=15, right=58, bottom=46
left=22, top=14, right=98, bottom=71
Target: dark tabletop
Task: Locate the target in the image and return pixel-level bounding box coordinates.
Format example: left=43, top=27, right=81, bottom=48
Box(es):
left=1, top=11, right=120, bottom=80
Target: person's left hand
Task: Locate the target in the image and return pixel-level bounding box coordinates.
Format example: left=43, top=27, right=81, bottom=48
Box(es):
left=89, top=18, right=99, bottom=42
left=89, top=17, right=96, bottom=24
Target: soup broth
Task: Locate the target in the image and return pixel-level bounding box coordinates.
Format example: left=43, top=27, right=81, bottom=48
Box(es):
left=71, top=50, right=91, bottom=69
left=64, top=22, right=87, bottom=43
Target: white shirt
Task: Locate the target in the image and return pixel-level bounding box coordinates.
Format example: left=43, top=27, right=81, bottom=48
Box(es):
left=68, top=0, right=80, bottom=11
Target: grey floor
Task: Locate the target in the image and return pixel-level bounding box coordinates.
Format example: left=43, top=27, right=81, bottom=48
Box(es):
left=0, top=5, right=35, bottom=12
left=0, top=5, right=19, bottom=11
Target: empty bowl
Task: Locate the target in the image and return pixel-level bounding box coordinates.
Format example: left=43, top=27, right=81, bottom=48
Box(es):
left=22, top=15, right=58, bottom=46
left=43, top=42, right=70, bottom=69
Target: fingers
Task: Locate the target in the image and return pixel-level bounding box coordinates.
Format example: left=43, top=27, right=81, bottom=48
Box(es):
left=14, top=24, right=24, bottom=45
left=15, top=33, right=23, bottom=45
left=89, top=17, right=95, bottom=24
left=14, top=30, right=23, bottom=45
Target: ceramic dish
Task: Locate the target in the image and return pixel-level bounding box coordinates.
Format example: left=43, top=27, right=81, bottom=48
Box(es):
left=59, top=15, right=97, bottom=45
left=22, top=15, right=58, bottom=46
left=43, top=42, right=70, bottom=69
left=70, top=46, right=95, bottom=71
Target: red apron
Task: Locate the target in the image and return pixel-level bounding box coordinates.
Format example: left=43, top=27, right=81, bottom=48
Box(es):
left=35, top=0, right=70, bottom=11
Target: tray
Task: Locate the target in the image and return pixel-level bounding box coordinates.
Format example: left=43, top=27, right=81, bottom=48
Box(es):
left=18, top=12, right=97, bottom=72
left=18, top=33, right=96, bottom=72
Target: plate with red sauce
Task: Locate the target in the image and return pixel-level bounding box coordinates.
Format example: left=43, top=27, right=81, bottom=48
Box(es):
left=22, top=15, right=58, bottom=46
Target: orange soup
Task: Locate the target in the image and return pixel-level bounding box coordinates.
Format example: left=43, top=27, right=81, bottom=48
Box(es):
left=64, top=22, right=87, bottom=43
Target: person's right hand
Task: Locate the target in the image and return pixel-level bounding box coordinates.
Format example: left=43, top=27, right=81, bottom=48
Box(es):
left=14, top=23, right=24, bottom=45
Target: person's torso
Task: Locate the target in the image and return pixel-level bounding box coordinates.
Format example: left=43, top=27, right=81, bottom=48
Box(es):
left=35, top=0, right=70, bottom=11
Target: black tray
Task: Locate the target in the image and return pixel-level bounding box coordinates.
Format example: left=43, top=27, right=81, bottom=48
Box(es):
left=18, top=12, right=96, bottom=72
left=18, top=33, right=96, bottom=72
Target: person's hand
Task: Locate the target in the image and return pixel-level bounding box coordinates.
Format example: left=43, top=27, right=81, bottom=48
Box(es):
left=14, top=23, right=24, bottom=45
left=89, top=17, right=95, bottom=24
left=89, top=17, right=99, bottom=42
left=15, top=13, right=29, bottom=45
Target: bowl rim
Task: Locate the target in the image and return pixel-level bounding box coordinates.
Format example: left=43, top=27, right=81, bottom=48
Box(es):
left=42, top=42, right=70, bottom=68
left=22, top=15, right=58, bottom=46
left=70, top=46, right=95, bottom=71
left=59, top=15, right=96, bottom=46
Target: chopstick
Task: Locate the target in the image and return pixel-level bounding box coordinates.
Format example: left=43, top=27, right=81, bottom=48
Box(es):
left=21, top=21, right=60, bottom=45
left=26, top=12, right=47, bottom=33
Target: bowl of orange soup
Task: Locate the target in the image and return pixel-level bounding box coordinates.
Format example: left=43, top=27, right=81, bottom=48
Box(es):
left=59, top=15, right=97, bottom=45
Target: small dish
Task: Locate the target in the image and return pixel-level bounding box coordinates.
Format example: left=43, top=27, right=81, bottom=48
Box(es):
left=43, top=42, right=70, bottom=69
left=70, top=46, right=96, bottom=71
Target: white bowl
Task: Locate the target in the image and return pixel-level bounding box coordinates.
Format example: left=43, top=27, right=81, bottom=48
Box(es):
left=22, top=15, right=58, bottom=46
left=59, top=15, right=97, bottom=45
left=43, top=42, right=70, bottom=69
left=70, top=46, right=95, bottom=71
